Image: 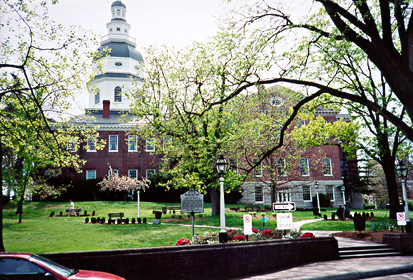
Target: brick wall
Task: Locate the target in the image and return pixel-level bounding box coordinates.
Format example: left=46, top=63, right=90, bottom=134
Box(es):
left=43, top=237, right=338, bottom=280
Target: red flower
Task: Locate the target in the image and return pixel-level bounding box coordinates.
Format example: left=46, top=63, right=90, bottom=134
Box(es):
left=252, top=228, right=258, bottom=234
left=261, top=229, right=274, bottom=236
left=175, top=238, right=191, bottom=245
left=233, top=235, right=247, bottom=241
left=300, top=232, right=315, bottom=238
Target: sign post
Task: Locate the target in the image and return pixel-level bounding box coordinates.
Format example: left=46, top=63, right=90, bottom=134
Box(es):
left=180, top=189, right=204, bottom=237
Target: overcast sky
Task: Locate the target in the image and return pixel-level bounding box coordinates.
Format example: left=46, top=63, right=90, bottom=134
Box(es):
left=49, top=0, right=228, bottom=51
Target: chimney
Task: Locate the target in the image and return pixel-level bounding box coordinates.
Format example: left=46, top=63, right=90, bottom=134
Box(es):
left=103, top=100, right=110, bottom=118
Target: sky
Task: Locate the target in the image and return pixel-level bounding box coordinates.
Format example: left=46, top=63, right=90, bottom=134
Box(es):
left=48, top=0, right=228, bottom=51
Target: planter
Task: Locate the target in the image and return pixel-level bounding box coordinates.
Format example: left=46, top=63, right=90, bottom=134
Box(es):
left=353, top=213, right=365, bottom=232
left=154, top=211, right=162, bottom=220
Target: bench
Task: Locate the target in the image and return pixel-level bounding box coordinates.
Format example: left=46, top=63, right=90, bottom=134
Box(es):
left=167, top=206, right=181, bottom=214
left=108, top=212, right=124, bottom=223
left=65, top=208, right=81, bottom=216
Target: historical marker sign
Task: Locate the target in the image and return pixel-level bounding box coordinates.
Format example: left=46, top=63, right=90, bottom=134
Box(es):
left=273, top=202, right=296, bottom=211
left=180, top=189, right=204, bottom=214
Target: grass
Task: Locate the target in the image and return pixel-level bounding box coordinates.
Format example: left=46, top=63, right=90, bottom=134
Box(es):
left=2, top=201, right=395, bottom=254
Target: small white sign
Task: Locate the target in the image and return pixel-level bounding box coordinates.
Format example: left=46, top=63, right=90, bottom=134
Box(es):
left=243, top=214, right=253, bottom=235
left=397, top=212, right=407, bottom=226
left=277, top=213, right=293, bottom=230
left=273, top=202, right=296, bottom=211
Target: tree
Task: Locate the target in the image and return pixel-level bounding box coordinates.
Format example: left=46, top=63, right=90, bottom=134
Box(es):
left=0, top=0, right=98, bottom=251
left=130, top=26, right=275, bottom=215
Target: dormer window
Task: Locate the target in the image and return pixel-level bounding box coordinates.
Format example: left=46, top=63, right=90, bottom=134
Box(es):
left=117, top=9, right=120, bottom=16
left=115, top=61, right=123, bottom=67
left=116, top=27, right=121, bottom=31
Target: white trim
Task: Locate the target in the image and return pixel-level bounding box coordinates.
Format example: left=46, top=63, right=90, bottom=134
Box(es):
left=128, top=135, right=137, bottom=152
left=128, top=169, right=138, bottom=179
left=86, top=170, right=96, bottom=180
left=108, top=135, right=118, bottom=152
left=146, top=138, right=155, bottom=152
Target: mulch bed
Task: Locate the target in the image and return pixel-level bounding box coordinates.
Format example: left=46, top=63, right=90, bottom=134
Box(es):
left=333, top=230, right=402, bottom=243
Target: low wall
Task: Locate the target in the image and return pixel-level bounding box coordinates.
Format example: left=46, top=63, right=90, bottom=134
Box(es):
left=383, top=233, right=413, bottom=255
left=42, top=237, right=338, bottom=280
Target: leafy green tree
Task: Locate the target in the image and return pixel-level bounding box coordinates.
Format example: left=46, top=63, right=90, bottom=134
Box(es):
left=0, top=0, right=98, bottom=251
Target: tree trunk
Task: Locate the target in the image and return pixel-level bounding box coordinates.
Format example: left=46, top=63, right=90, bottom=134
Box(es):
left=0, top=144, right=5, bottom=252
left=208, top=186, right=220, bottom=216
left=381, top=156, right=399, bottom=219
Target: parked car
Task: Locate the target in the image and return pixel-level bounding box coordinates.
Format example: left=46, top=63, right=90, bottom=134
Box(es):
left=0, top=252, right=125, bottom=280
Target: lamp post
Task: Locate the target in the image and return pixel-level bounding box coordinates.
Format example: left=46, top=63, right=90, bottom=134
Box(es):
left=216, top=155, right=228, bottom=243
left=315, top=181, right=320, bottom=216
left=341, top=186, right=346, bottom=206
left=137, top=188, right=141, bottom=218
left=396, top=161, right=410, bottom=225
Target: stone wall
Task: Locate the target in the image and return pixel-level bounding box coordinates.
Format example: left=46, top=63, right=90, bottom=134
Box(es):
left=42, top=237, right=338, bottom=280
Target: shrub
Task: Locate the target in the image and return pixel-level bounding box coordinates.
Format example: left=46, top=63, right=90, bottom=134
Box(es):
left=227, top=229, right=244, bottom=241
left=84, top=210, right=87, bottom=216
left=363, top=203, right=375, bottom=210
left=92, top=210, right=95, bottom=216
left=100, top=217, right=105, bottom=224
left=96, top=217, right=101, bottom=223
left=300, top=232, right=315, bottom=238
left=59, top=211, right=63, bottom=216
left=50, top=211, right=55, bottom=217
left=117, top=218, right=121, bottom=224
left=143, top=217, right=146, bottom=223
left=175, top=238, right=191, bottom=246
left=108, top=218, right=113, bottom=224
left=125, top=218, right=129, bottom=224
left=261, top=229, right=274, bottom=237
left=91, top=217, right=97, bottom=224
left=323, top=214, right=328, bottom=220
left=137, top=217, right=141, bottom=224
left=193, top=231, right=219, bottom=244
left=85, top=217, right=89, bottom=223
left=331, top=213, right=336, bottom=220
left=131, top=218, right=136, bottom=224
left=371, top=212, right=374, bottom=218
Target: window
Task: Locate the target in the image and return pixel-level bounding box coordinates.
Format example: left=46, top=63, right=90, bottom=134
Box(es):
left=95, top=89, right=100, bottom=104
left=323, top=158, right=332, bottom=176
left=326, top=185, right=335, bottom=201
left=86, top=170, right=96, bottom=180
left=300, top=158, right=309, bottom=176
left=128, top=135, right=137, bottom=152
left=128, top=169, right=137, bottom=179
left=163, top=136, right=172, bottom=150
left=276, top=190, right=291, bottom=202
left=146, top=138, right=155, bottom=152
left=146, top=169, right=156, bottom=178
left=302, top=185, right=311, bottom=201
left=116, top=9, right=120, bottom=16
left=109, top=135, right=118, bottom=152
left=0, top=258, right=46, bottom=275
left=116, top=27, right=121, bottom=31
left=108, top=169, right=118, bottom=176
left=255, top=186, right=264, bottom=203
left=87, top=136, right=96, bottom=152
left=229, top=158, right=238, bottom=174
left=277, top=158, right=286, bottom=176
left=114, top=86, right=122, bottom=102
left=252, top=158, right=263, bottom=177
left=67, top=136, right=76, bottom=152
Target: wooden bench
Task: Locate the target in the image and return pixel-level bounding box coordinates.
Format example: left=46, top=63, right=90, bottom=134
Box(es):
left=65, top=208, right=81, bottom=216
left=108, top=212, right=124, bottom=222
left=167, top=206, right=181, bottom=214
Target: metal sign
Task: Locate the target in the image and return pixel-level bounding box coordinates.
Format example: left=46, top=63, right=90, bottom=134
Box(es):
left=397, top=212, right=407, bottom=226
left=277, top=213, right=293, bottom=230
left=180, top=189, right=204, bottom=214
left=273, top=202, right=296, bottom=211
left=243, top=214, right=253, bottom=235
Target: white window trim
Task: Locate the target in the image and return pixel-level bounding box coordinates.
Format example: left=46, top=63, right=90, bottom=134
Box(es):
left=67, top=137, right=76, bottom=153
left=229, top=158, right=239, bottom=174
left=108, top=169, right=118, bottom=176
left=254, top=185, right=264, bottom=203
left=146, top=138, right=155, bottom=152
left=253, top=159, right=263, bottom=177
left=86, top=170, right=96, bottom=180
left=128, top=169, right=138, bottom=179
left=326, top=185, right=335, bottom=201
left=128, top=135, right=137, bottom=152
left=323, top=158, right=333, bottom=176
left=277, top=158, right=287, bottom=177
left=87, top=137, right=97, bottom=152
left=302, top=185, right=312, bottom=202
left=300, top=158, right=310, bottom=177
left=109, top=135, right=118, bottom=152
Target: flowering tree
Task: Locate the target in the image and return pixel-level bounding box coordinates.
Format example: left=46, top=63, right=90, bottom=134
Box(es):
left=98, top=167, right=150, bottom=197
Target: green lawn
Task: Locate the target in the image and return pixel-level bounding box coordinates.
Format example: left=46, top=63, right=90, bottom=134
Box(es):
left=2, top=201, right=395, bottom=253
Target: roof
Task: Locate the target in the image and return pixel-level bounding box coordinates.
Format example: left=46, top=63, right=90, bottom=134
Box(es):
left=98, top=42, right=143, bottom=62
left=111, top=1, right=126, bottom=8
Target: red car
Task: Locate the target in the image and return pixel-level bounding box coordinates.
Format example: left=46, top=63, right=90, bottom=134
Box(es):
left=0, top=252, right=125, bottom=280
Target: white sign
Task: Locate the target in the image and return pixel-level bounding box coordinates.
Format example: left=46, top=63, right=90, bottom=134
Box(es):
left=397, top=212, right=407, bottom=226
left=243, top=214, right=253, bottom=235
left=273, top=202, right=296, bottom=211
left=180, top=189, right=204, bottom=214
left=277, top=213, right=293, bottom=230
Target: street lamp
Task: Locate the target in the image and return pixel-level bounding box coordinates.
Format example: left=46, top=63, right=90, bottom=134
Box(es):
left=396, top=161, right=410, bottom=224
left=341, top=186, right=346, bottom=206
left=315, top=181, right=320, bottom=216
left=216, top=154, right=228, bottom=243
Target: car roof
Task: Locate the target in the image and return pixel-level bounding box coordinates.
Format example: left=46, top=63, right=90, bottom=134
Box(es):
left=0, top=252, right=33, bottom=259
